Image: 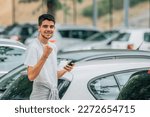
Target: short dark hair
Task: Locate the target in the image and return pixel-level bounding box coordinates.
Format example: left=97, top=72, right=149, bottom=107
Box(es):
left=38, top=14, right=55, bottom=26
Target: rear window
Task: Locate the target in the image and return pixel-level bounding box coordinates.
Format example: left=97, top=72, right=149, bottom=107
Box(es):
left=144, top=32, right=150, bottom=42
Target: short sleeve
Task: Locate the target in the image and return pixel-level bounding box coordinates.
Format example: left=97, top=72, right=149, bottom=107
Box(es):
left=24, top=46, right=38, bottom=67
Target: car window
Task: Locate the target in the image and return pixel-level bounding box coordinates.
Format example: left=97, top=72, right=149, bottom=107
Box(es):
left=0, top=74, right=70, bottom=100
left=0, top=64, right=26, bottom=89
left=20, top=27, right=30, bottom=36
left=89, top=76, right=120, bottom=100
left=115, top=33, right=130, bottom=41
left=0, top=75, right=33, bottom=100
left=0, top=46, right=25, bottom=55
left=87, top=33, right=107, bottom=41
left=115, top=71, right=136, bottom=89
left=0, top=46, right=25, bottom=74
left=59, top=30, right=98, bottom=39
left=144, top=32, right=150, bottom=42
left=7, top=26, right=21, bottom=35
left=118, top=70, right=150, bottom=100
left=58, top=79, right=70, bottom=99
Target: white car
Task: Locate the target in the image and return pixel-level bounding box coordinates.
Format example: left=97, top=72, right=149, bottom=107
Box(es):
left=57, top=24, right=101, bottom=39
left=111, top=29, right=150, bottom=50
left=139, top=31, right=150, bottom=51
left=0, top=39, right=26, bottom=77
left=1, top=50, right=150, bottom=100
left=61, top=31, right=119, bottom=52
left=57, top=24, right=102, bottom=51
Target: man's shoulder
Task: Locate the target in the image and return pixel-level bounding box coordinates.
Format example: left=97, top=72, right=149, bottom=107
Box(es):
left=28, top=39, right=39, bottom=48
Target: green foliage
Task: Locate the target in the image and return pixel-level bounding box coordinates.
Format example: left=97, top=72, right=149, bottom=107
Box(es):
left=112, top=0, right=123, bottom=10
left=130, top=0, right=148, bottom=7
left=77, top=0, right=84, bottom=3
left=82, top=0, right=148, bottom=18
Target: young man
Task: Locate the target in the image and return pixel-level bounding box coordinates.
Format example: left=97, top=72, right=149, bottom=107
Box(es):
left=24, top=14, right=74, bottom=100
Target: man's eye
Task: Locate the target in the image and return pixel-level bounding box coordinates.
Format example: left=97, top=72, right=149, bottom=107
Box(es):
left=43, top=25, right=48, bottom=28
left=50, top=25, right=54, bottom=29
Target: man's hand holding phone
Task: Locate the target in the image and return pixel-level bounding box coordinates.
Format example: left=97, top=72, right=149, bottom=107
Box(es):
left=63, top=60, right=75, bottom=72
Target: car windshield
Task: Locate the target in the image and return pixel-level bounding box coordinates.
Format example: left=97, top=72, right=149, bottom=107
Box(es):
left=0, top=46, right=25, bottom=77
left=0, top=65, right=26, bottom=95
left=144, top=32, right=150, bottom=42
left=7, top=26, right=21, bottom=36
left=103, top=30, right=119, bottom=38
left=115, top=33, right=130, bottom=41
left=86, top=33, right=107, bottom=41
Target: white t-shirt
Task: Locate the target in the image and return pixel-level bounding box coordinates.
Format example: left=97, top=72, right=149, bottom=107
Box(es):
left=24, top=38, right=58, bottom=89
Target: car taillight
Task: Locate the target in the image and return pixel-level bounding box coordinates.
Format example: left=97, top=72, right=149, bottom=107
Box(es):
left=127, top=44, right=134, bottom=50
left=147, top=70, right=150, bottom=74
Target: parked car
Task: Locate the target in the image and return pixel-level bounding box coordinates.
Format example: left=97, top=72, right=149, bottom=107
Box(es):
left=0, top=39, right=26, bottom=77
left=57, top=24, right=101, bottom=40
left=58, top=49, right=150, bottom=62
left=61, top=31, right=119, bottom=52
left=139, top=31, right=150, bottom=51
left=56, top=24, right=102, bottom=51
left=118, top=70, right=150, bottom=100
left=0, top=23, right=37, bottom=43
left=111, top=29, right=150, bottom=50
left=1, top=50, right=150, bottom=100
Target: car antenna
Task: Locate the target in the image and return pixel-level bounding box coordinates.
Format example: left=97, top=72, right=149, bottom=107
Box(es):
left=136, top=40, right=144, bottom=50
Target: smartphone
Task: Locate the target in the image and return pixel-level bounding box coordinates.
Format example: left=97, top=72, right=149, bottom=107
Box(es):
left=68, top=60, right=76, bottom=66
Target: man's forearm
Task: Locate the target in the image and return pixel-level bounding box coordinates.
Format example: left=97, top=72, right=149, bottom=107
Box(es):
left=28, top=55, right=47, bottom=81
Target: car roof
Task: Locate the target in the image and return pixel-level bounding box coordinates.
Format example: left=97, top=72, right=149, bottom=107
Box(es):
left=58, top=49, right=150, bottom=62
left=0, top=39, right=26, bottom=50
left=56, top=24, right=100, bottom=31
left=120, top=28, right=150, bottom=33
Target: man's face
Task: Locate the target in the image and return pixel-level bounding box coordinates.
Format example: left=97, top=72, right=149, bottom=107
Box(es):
left=38, top=20, right=55, bottom=40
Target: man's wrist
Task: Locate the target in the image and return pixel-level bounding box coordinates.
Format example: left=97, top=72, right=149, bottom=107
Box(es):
left=42, top=55, right=48, bottom=60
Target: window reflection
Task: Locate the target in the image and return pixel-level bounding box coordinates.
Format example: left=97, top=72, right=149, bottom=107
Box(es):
left=90, top=76, right=119, bottom=100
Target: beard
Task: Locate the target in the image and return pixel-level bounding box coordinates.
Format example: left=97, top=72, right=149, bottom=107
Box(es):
left=41, top=33, right=53, bottom=40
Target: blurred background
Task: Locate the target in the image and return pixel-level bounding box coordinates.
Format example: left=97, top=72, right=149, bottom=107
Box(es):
left=0, top=0, right=149, bottom=29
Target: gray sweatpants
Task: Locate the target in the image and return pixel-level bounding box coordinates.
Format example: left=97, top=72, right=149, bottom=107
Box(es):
left=30, top=82, right=59, bottom=100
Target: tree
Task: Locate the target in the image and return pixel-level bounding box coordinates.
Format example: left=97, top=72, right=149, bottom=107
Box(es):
left=46, top=0, right=59, bottom=16
left=72, top=0, right=83, bottom=24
